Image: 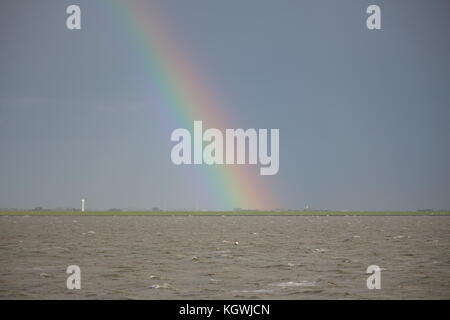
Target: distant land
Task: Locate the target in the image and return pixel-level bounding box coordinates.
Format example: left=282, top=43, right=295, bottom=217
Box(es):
left=0, top=210, right=449, bottom=216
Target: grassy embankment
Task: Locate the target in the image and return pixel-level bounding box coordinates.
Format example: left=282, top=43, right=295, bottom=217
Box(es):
left=0, top=211, right=449, bottom=216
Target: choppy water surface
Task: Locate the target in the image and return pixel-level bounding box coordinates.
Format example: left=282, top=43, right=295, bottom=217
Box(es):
left=0, top=215, right=449, bottom=299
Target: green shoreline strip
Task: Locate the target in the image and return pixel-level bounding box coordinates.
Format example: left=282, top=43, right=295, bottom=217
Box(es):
left=0, top=211, right=449, bottom=216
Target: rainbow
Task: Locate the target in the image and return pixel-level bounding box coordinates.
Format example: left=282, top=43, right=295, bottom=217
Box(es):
left=110, top=0, right=278, bottom=210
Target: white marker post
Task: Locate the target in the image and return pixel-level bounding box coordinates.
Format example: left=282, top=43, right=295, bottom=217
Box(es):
left=81, top=199, right=85, bottom=213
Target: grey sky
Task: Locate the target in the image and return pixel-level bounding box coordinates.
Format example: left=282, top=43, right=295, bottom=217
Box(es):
left=0, top=0, right=449, bottom=211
